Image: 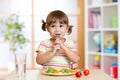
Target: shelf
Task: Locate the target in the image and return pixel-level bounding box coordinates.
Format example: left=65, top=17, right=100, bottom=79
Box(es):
left=88, top=7, right=101, bottom=29
left=103, top=28, right=118, bottom=31
left=88, top=28, right=102, bottom=31
left=103, top=5, right=118, bottom=28
left=103, top=31, right=118, bottom=54
left=88, top=51, right=101, bottom=55
left=85, top=0, right=119, bottom=79
left=88, top=0, right=101, bottom=6
left=103, top=56, right=118, bottom=75
left=103, top=2, right=118, bottom=6
left=88, top=5, right=101, bottom=8
left=88, top=31, right=101, bottom=52
left=103, top=53, right=118, bottom=57
left=88, top=54, right=101, bottom=69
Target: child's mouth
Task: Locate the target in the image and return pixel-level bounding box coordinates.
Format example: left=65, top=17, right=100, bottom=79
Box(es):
left=54, top=34, right=60, bottom=39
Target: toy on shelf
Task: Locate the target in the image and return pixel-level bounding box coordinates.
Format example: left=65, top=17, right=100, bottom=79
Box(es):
left=112, top=16, right=118, bottom=28
left=93, top=32, right=101, bottom=52
left=92, top=55, right=100, bottom=70
left=110, top=62, right=118, bottom=79
left=104, top=34, right=117, bottom=53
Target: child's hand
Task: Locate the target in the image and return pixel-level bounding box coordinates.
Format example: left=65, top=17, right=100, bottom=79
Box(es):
left=53, top=44, right=60, bottom=54
left=53, top=39, right=61, bottom=54
left=54, top=44, right=60, bottom=50
left=53, top=38, right=66, bottom=54
left=55, top=39, right=65, bottom=49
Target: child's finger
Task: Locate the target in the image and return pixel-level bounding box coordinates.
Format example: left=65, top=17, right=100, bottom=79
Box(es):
left=55, top=45, right=60, bottom=50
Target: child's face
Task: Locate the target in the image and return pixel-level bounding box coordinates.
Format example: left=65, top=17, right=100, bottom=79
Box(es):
left=47, top=20, right=68, bottom=39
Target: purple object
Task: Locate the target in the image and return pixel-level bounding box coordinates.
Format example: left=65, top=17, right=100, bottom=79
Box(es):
left=112, top=0, right=117, bottom=2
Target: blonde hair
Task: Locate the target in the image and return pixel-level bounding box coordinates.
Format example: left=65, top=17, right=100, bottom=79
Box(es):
left=41, top=10, right=73, bottom=35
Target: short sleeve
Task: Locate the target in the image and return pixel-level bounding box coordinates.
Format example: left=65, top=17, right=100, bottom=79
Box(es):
left=65, top=40, right=77, bottom=52
left=36, top=41, right=47, bottom=53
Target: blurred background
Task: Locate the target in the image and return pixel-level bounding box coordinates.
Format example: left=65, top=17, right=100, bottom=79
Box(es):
left=0, top=0, right=84, bottom=79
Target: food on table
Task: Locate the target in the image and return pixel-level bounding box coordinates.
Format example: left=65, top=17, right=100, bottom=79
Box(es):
left=45, top=67, right=78, bottom=74
left=60, top=68, right=70, bottom=73
left=83, top=69, right=90, bottom=76
left=46, top=67, right=56, bottom=73
left=75, top=71, right=82, bottom=78
left=75, top=69, right=90, bottom=78
left=69, top=69, right=78, bottom=73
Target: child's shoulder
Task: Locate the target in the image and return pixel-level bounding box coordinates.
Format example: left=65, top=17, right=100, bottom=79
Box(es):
left=65, top=39, right=74, bottom=43
left=40, top=39, right=51, bottom=45
left=65, top=39, right=76, bottom=46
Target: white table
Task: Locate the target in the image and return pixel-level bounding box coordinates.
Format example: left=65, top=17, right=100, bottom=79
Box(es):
left=5, top=69, right=115, bottom=80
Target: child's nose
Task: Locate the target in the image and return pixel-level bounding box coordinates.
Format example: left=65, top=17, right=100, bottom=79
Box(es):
left=55, top=27, right=60, bottom=31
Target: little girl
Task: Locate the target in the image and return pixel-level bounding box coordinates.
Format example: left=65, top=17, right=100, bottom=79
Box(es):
left=36, top=10, right=80, bottom=69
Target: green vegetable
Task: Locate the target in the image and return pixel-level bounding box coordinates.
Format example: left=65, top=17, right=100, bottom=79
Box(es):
left=60, top=68, right=70, bottom=73
left=46, top=67, right=70, bottom=73
left=47, top=67, right=55, bottom=73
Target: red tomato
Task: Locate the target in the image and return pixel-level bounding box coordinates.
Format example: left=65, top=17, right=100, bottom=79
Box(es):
left=83, top=69, right=90, bottom=76
left=75, top=71, right=82, bottom=78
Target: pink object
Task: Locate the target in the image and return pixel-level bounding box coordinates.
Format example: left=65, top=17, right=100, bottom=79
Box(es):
left=92, top=65, right=100, bottom=70
left=89, top=11, right=94, bottom=28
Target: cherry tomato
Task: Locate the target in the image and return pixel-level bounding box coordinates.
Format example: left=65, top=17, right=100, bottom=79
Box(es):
left=83, top=69, right=90, bottom=76
left=75, top=71, right=82, bottom=78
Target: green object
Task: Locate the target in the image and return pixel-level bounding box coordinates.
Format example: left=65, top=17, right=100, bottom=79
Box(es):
left=60, top=68, right=70, bottom=73
left=47, top=67, right=55, bottom=73
left=0, top=14, right=29, bottom=53
left=112, top=16, right=118, bottom=28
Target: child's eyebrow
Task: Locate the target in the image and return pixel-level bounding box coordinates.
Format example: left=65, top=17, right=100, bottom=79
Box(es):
left=59, top=21, right=65, bottom=24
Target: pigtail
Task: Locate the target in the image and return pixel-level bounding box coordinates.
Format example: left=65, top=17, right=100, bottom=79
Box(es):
left=67, top=25, right=73, bottom=35
left=41, top=20, right=46, bottom=31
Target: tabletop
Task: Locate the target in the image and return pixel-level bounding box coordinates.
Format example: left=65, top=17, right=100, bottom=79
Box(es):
left=5, top=69, right=115, bottom=80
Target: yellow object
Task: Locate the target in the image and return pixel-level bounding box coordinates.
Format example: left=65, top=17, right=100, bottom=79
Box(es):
left=94, top=55, right=100, bottom=60
left=70, top=69, right=78, bottom=73
left=54, top=69, right=59, bottom=73
left=104, top=34, right=115, bottom=47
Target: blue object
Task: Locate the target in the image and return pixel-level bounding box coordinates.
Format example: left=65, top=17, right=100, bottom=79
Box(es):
left=106, top=46, right=114, bottom=49
left=112, top=0, right=118, bottom=2
left=104, top=48, right=117, bottom=53
left=93, top=33, right=101, bottom=47
left=112, top=63, right=118, bottom=66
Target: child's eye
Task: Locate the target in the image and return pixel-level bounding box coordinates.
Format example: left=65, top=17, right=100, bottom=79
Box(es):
left=60, top=25, right=64, bottom=28
left=51, top=25, right=55, bottom=28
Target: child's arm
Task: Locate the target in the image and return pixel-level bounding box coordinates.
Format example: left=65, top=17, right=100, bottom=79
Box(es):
left=36, top=43, right=60, bottom=65
left=36, top=51, right=55, bottom=65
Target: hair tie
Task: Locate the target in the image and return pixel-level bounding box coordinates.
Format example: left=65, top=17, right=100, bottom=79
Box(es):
left=41, top=20, right=46, bottom=31
left=42, top=20, right=46, bottom=24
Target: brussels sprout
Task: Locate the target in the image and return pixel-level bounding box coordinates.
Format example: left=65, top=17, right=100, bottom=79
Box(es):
left=47, top=67, right=55, bottom=73
left=60, top=68, right=70, bottom=73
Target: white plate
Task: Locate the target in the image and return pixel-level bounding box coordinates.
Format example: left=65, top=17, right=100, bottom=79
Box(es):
left=42, top=69, right=77, bottom=76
